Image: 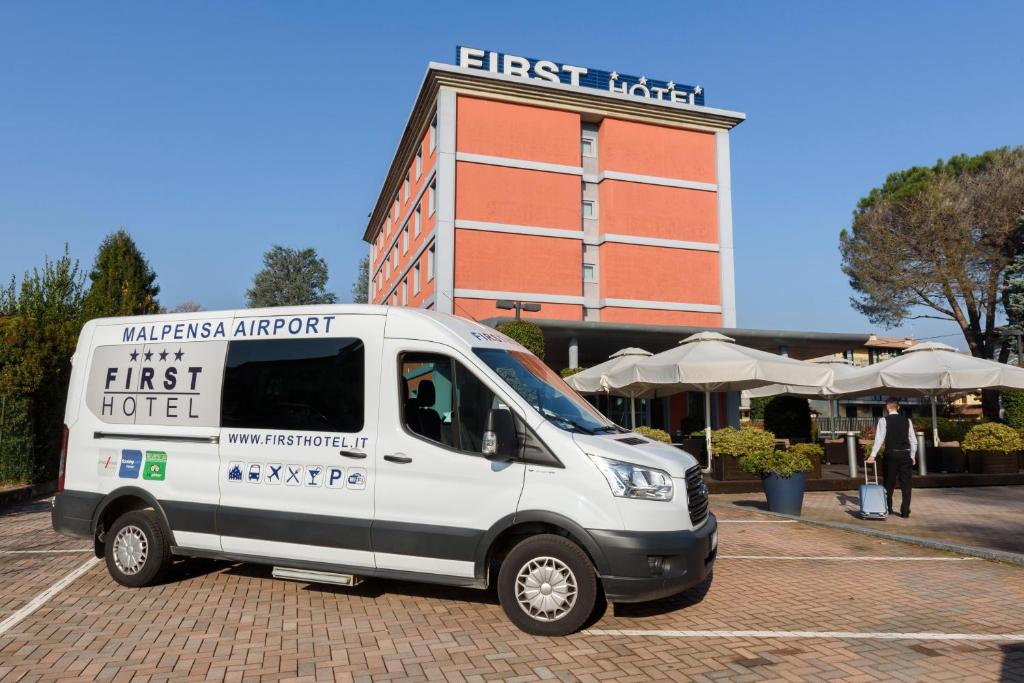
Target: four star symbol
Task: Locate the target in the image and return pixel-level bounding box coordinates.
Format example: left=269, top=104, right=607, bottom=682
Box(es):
left=129, top=349, right=139, bottom=362
left=174, top=348, right=184, bottom=361
left=158, top=349, right=169, bottom=361
left=143, top=350, right=153, bottom=361
left=638, top=76, right=648, bottom=86
left=667, top=81, right=676, bottom=90
left=609, top=71, right=619, bottom=80
left=693, top=85, right=703, bottom=96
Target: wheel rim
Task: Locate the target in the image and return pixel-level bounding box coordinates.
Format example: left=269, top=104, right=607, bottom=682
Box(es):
left=514, top=556, right=578, bottom=622
left=112, top=525, right=148, bottom=576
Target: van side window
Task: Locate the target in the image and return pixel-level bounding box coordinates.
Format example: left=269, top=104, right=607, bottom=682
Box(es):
left=222, top=338, right=364, bottom=432
left=400, top=353, right=506, bottom=455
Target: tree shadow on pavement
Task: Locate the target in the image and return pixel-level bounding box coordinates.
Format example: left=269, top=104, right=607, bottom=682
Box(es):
left=0, top=499, right=52, bottom=518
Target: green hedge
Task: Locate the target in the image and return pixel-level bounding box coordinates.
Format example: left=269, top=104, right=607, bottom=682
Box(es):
left=496, top=320, right=544, bottom=359
left=634, top=426, right=671, bottom=443
left=0, top=394, right=35, bottom=485
left=1003, top=391, right=1024, bottom=429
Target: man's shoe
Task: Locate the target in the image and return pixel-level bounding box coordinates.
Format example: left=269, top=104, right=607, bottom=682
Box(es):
left=901, top=512, right=911, bottom=518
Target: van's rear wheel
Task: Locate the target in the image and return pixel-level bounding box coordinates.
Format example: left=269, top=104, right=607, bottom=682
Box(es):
left=497, top=534, right=597, bottom=636
left=104, top=509, right=171, bottom=587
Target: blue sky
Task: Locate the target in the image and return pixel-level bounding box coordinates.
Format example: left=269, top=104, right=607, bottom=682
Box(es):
left=1, top=1, right=1021, bottom=349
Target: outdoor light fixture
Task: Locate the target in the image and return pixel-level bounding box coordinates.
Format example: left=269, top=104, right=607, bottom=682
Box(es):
left=495, top=300, right=541, bottom=320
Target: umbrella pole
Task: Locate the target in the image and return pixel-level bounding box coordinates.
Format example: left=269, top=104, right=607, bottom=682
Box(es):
left=630, top=395, right=636, bottom=430
left=930, top=394, right=939, bottom=448
left=703, top=391, right=713, bottom=473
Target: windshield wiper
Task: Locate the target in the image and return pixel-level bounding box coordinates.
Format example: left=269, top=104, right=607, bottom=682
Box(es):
left=547, top=414, right=596, bottom=434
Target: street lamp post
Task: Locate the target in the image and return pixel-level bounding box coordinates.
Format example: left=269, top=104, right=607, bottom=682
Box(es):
left=495, top=300, right=542, bottom=320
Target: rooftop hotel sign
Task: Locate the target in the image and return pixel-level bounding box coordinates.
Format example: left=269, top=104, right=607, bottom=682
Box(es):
left=456, top=46, right=705, bottom=107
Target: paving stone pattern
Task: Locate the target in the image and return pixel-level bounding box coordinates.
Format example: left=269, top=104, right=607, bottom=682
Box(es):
left=1, top=499, right=1022, bottom=681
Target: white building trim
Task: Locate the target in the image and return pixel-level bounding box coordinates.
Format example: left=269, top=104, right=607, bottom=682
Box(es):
left=455, top=152, right=583, bottom=176
left=596, top=233, right=719, bottom=252
left=716, top=130, right=737, bottom=327
left=599, top=298, right=723, bottom=313
left=435, top=88, right=457, bottom=314
left=453, top=289, right=585, bottom=306
left=455, top=219, right=584, bottom=240
left=599, top=170, right=717, bottom=192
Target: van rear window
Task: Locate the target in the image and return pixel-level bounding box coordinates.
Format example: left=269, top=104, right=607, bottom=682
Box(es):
left=221, top=338, right=364, bottom=432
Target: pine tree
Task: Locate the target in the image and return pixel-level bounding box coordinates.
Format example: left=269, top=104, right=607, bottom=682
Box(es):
left=246, top=246, right=337, bottom=308
left=351, top=255, right=369, bottom=304
left=81, top=228, right=160, bottom=319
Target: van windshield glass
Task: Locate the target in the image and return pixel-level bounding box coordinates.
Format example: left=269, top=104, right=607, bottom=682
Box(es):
left=473, top=348, right=620, bottom=434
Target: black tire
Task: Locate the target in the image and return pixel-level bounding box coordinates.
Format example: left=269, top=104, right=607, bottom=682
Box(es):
left=104, top=509, right=172, bottom=587
left=497, top=534, right=598, bottom=636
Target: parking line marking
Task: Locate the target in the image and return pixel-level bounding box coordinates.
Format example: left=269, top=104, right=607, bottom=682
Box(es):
left=718, top=555, right=978, bottom=561
left=0, top=549, right=92, bottom=555
left=716, top=520, right=797, bottom=524
left=585, top=629, right=1024, bottom=642
left=0, top=557, right=100, bottom=637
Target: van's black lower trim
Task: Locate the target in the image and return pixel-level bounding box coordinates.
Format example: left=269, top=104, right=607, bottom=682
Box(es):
left=590, top=514, right=718, bottom=603
left=171, top=546, right=487, bottom=590
left=217, top=506, right=373, bottom=551
left=51, top=490, right=100, bottom=538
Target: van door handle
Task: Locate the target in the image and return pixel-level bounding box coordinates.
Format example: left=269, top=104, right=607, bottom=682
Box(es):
left=384, top=454, right=413, bottom=464
left=339, top=450, right=367, bottom=459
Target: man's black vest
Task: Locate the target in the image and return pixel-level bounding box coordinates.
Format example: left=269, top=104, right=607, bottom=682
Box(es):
left=883, top=413, right=911, bottom=452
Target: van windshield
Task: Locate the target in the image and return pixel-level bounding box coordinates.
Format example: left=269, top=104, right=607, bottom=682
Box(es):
left=473, top=348, right=621, bottom=434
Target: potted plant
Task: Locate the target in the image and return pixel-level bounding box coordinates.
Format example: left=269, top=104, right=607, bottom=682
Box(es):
left=962, top=422, right=1023, bottom=474
left=935, top=417, right=969, bottom=473
left=739, top=449, right=814, bottom=515
left=710, top=425, right=776, bottom=481
left=788, top=442, right=823, bottom=479
left=634, top=425, right=671, bottom=444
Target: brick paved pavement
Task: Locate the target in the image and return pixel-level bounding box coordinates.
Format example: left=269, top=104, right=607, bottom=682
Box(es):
left=717, top=485, right=1024, bottom=557
left=1, top=498, right=1022, bottom=681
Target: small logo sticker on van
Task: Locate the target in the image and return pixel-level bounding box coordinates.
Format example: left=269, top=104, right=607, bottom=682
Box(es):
left=305, top=465, right=324, bottom=487
left=227, top=462, right=244, bottom=482
left=265, top=463, right=283, bottom=485
left=246, top=463, right=262, bottom=483
left=326, top=467, right=345, bottom=489
left=98, top=450, right=119, bottom=477
left=143, top=451, right=167, bottom=481
left=119, top=450, right=142, bottom=479
left=346, top=468, right=366, bottom=490
left=284, top=464, right=303, bottom=486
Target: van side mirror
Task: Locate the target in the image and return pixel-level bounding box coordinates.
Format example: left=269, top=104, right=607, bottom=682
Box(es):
left=482, top=408, right=519, bottom=459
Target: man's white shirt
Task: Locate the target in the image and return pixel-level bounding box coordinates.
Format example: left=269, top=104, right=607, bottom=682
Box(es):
left=869, top=413, right=918, bottom=461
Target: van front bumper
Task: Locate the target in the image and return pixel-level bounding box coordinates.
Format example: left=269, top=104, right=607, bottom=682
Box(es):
left=589, top=513, right=717, bottom=604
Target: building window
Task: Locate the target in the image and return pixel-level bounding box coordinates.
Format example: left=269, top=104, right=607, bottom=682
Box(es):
left=582, top=200, right=596, bottom=218
left=429, top=114, right=437, bottom=153
left=414, top=204, right=421, bottom=235
left=413, top=262, right=421, bottom=294
left=581, top=136, right=596, bottom=157
left=392, top=247, right=398, bottom=267
left=583, top=263, right=596, bottom=282
left=428, top=181, right=436, bottom=216
left=404, top=175, right=410, bottom=201
left=221, top=338, right=364, bottom=433
left=428, top=244, right=435, bottom=281
left=415, top=149, right=423, bottom=179
left=384, top=260, right=390, bottom=280
left=402, top=225, right=409, bottom=253
left=401, top=278, right=408, bottom=306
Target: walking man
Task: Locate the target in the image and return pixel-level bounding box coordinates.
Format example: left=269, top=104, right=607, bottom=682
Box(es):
left=866, top=397, right=917, bottom=518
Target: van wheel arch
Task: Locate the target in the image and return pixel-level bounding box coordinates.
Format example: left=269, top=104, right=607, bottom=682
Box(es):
left=479, top=511, right=608, bottom=587
left=92, top=487, right=175, bottom=556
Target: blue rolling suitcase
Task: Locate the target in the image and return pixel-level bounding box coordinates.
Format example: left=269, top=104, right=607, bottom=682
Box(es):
left=859, top=461, right=888, bottom=520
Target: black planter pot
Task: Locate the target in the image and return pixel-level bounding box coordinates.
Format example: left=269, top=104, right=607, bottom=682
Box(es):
left=762, top=471, right=807, bottom=516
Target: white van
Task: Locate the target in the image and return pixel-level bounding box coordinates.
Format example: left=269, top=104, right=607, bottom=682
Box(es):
left=52, top=306, right=716, bottom=635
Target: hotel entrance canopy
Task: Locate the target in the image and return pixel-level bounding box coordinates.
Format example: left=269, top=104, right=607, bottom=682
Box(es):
left=483, top=318, right=869, bottom=371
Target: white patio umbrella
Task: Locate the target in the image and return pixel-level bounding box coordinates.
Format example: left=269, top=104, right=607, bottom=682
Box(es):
left=565, top=348, right=655, bottom=429
left=603, top=332, right=834, bottom=469
left=746, top=357, right=861, bottom=436
left=831, top=341, right=1024, bottom=446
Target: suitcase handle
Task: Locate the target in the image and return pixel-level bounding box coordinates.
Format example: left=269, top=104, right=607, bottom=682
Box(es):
left=864, top=458, right=878, bottom=485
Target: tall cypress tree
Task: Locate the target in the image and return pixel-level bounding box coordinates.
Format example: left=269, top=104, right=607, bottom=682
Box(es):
left=82, top=228, right=160, bottom=319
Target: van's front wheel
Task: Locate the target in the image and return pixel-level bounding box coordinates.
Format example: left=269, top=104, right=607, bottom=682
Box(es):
left=104, top=509, right=171, bottom=587
left=497, top=534, right=598, bottom=636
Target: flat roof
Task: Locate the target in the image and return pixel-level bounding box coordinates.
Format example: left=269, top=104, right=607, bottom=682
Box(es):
left=480, top=317, right=869, bottom=369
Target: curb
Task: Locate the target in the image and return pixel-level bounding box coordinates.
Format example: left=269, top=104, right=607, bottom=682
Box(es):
left=0, top=481, right=56, bottom=509
left=720, top=503, right=1024, bottom=567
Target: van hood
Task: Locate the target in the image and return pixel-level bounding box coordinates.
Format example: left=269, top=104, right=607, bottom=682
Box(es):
left=572, top=433, right=698, bottom=478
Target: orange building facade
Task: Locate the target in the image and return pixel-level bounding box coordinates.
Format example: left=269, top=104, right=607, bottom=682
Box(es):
left=365, top=48, right=745, bottom=334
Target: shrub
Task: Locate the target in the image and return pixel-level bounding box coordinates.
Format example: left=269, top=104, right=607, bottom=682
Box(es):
left=739, top=450, right=813, bottom=478
left=495, top=320, right=544, bottom=359
left=962, top=422, right=1023, bottom=453
left=559, top=367, right=584, bottom=378
left=937, top=418, right=972, bottom=444
left=749, top=396, right=770, bottom=421
left=788, top=442, right=823, bottom=460
left=711, top=426, right=775, bottom=458
left=634, top=426, right=671, bottom=443
left=763, top=396, right=812, bottom=441
left=1003, top=391, right=1024, bottom=429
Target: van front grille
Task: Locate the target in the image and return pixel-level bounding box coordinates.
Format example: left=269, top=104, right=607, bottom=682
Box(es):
left=685, top=465, right=709, bottom=526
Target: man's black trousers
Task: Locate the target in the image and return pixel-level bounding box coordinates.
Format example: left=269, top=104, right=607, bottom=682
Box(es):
left=883, top=449, right=913, bottom=516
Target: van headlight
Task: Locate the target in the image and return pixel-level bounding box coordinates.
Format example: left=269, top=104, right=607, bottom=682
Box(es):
left=589, top=456, right=674, bottom=501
